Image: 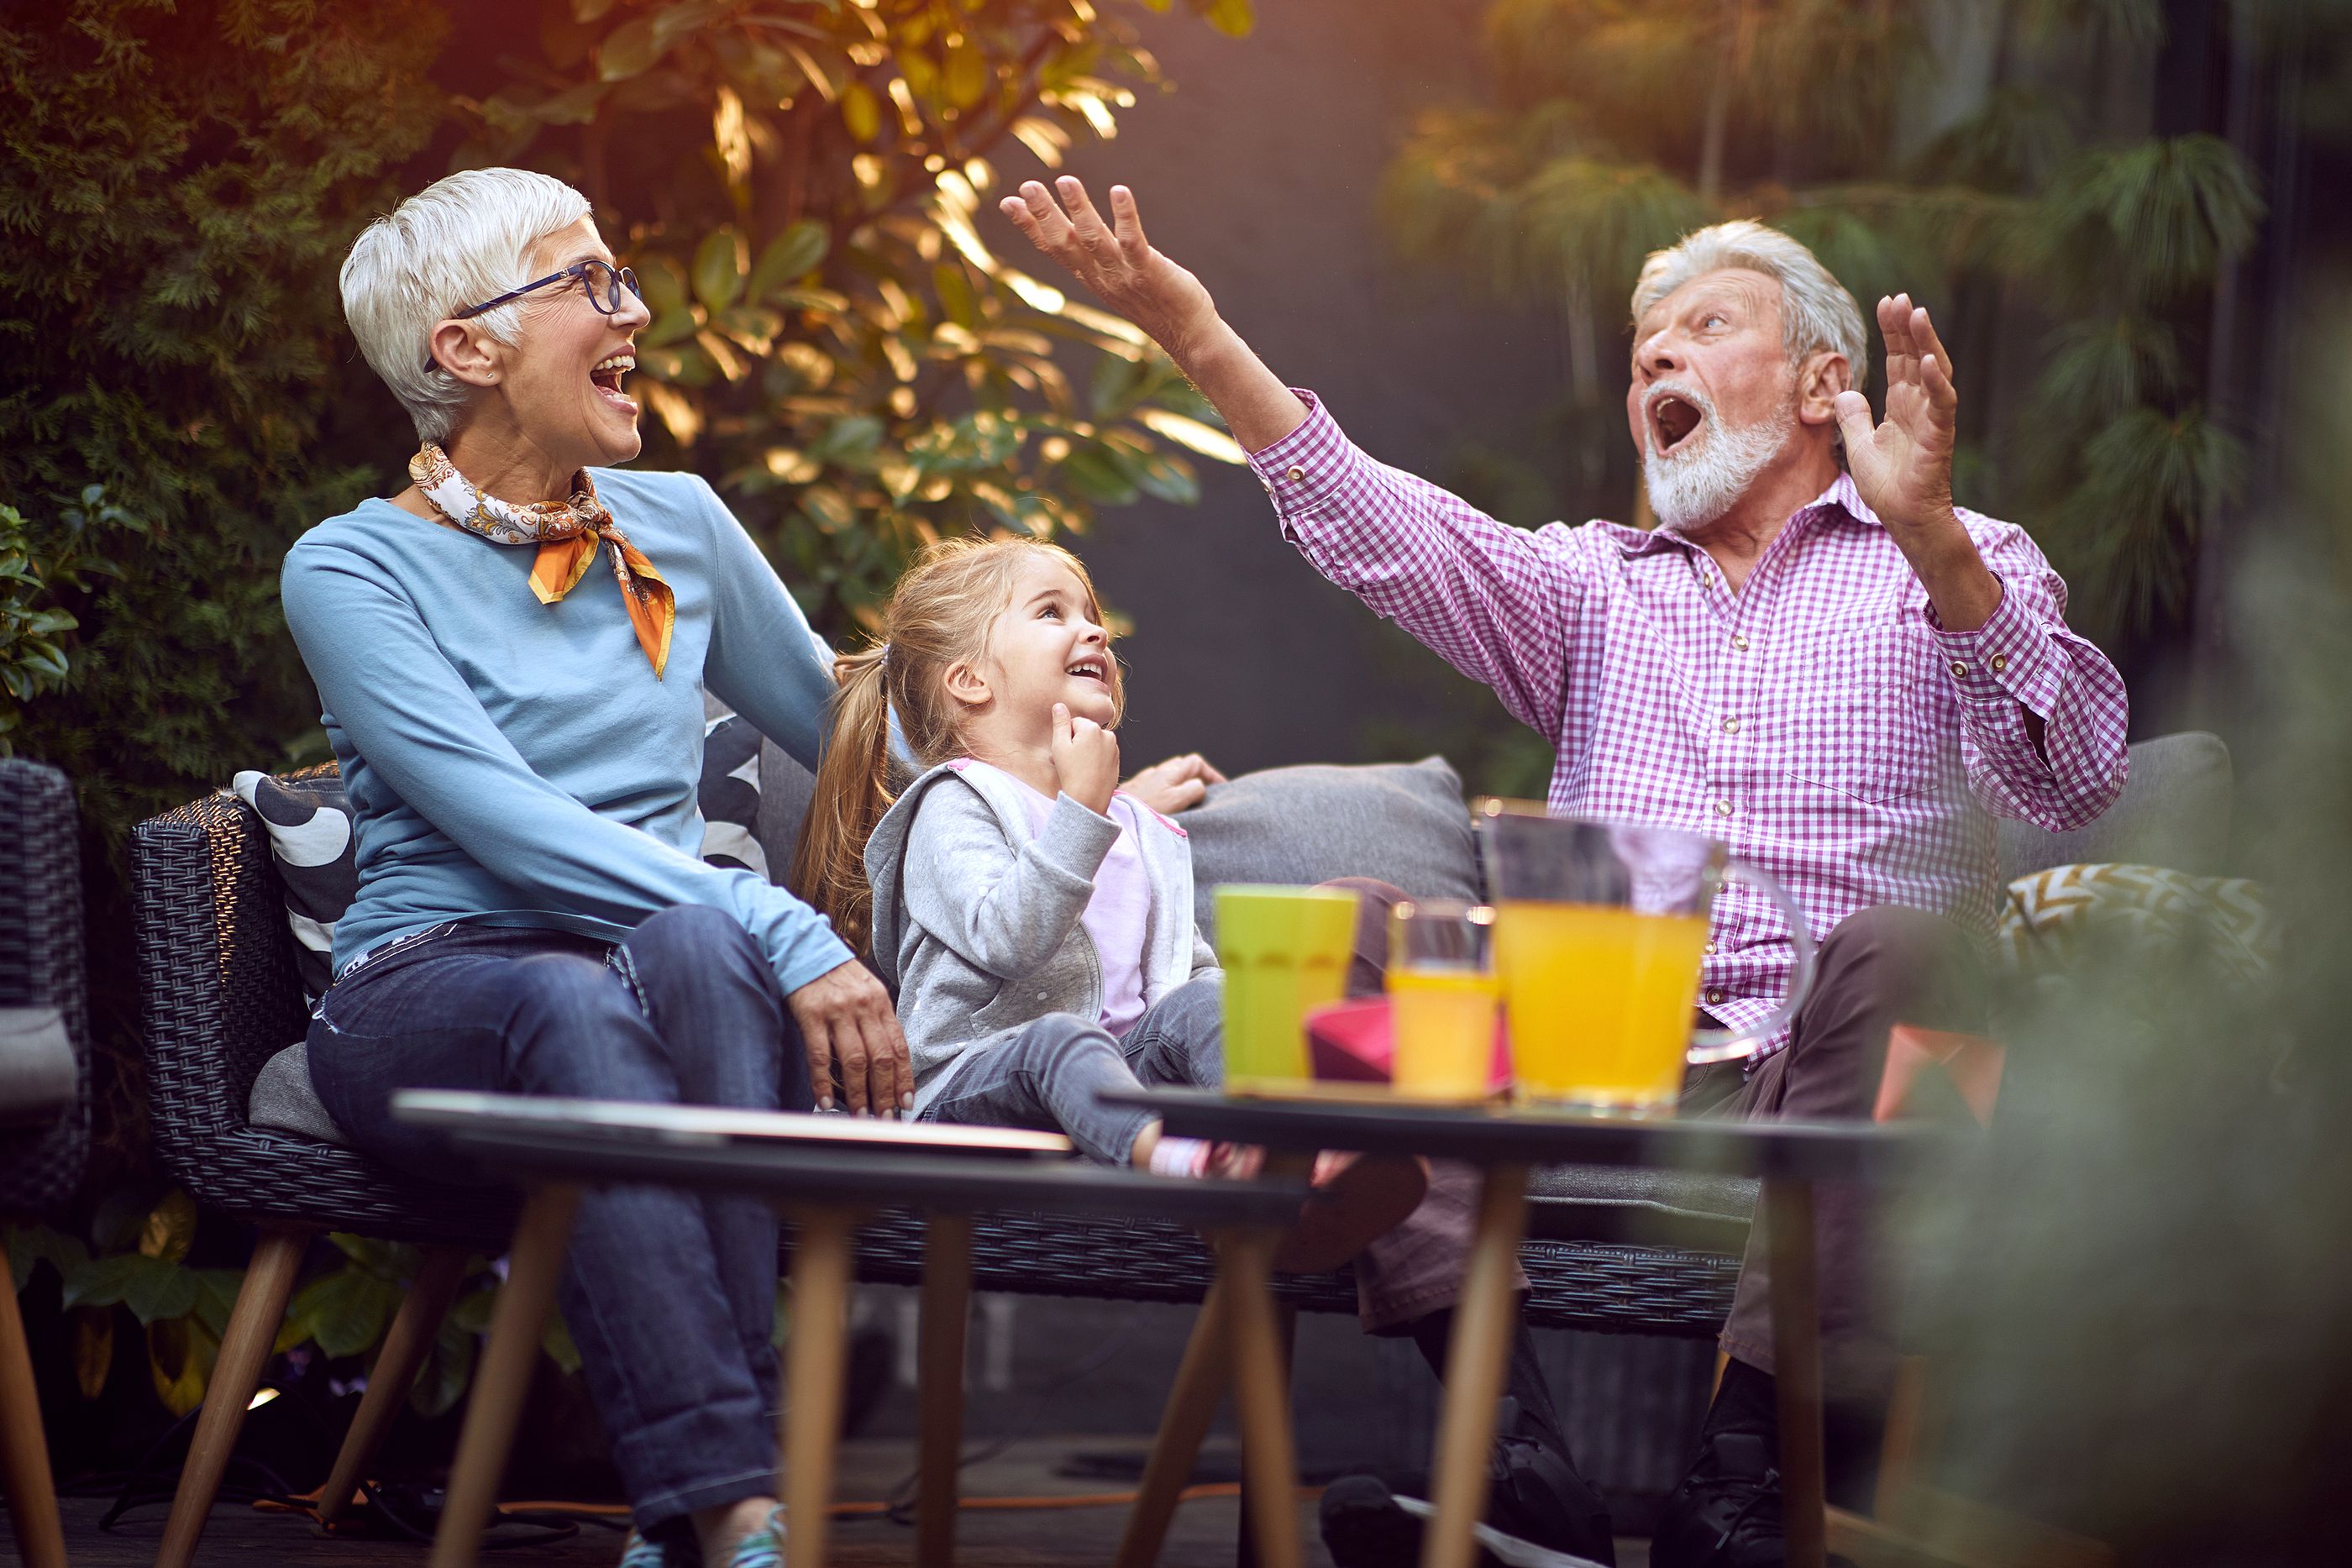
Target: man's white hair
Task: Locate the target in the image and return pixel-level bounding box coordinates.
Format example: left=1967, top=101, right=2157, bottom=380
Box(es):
left=340, top=167, right=592, bottom=443
left=1630, top=219, right=1869, bottom=394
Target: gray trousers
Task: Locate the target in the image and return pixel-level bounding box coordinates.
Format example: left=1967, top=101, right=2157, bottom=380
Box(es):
left=1692, top=904, right=1986, bottom=1401
left=919, top=879, right=1509, bottom=1331
left=916, top=975, right=1225, bottom=1167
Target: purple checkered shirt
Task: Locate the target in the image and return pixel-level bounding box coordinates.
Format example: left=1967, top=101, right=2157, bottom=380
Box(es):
left=1251, top=392, right=2131, bottom=1061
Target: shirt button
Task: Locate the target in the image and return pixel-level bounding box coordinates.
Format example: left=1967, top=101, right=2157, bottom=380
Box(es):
left=1285, top=464, right=1305, bottom=484
left=1704, top=987, right=1727, bottom=1006
left=1949, top=658, right=1968, bottom=678
left=1704, top=939, right=1717, bottom=956
left=1732, top=634, right=1749, bottom=652
left=1989, top=653, right=2008, bottom=674
left=1713, top=800, right=1732, bottom=817
left=1721, top=716, right=1739, bottom=734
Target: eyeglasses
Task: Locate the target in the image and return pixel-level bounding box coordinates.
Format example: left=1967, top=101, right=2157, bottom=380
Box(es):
left=422, top=260, right=643, bottom=372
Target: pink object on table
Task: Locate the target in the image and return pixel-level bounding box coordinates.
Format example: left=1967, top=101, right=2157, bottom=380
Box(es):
left=1303, top=997, right=1513, bottom=1093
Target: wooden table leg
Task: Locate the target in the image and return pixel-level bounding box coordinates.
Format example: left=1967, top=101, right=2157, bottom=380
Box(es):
left=318, top=1246, right=470, bottom=1527
left=916, top=1213, right=973, bottom=1568
left=1763, top=1177, right=1827, bottom=1568
left=783, top=1207, right=856, bottom=1568
left=1236, top=1299, right=1298, bottom=1568
left=0, top=1234, right=66, bottom=1568
left=158, top=1225, right=310, bottom=1568
left=1420, top=1162, right=1529, bottom=1568
left=431, top=1187, right=579, bottom=1568
left=1220, top=1229, right=1304, bottom=1568
left=1115, top=1274, right=1235, bottom=1568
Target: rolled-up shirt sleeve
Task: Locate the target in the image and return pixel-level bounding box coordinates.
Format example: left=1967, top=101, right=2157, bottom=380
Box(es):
left=1247, top=391, right=1592, bottom=737
left=1929, top=517, right=2130, bottom=831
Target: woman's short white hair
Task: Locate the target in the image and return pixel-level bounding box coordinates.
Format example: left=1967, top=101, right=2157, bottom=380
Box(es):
left=1630, top=220, right=1868, bottom=394
left=341, top=167, right=592, bottom=443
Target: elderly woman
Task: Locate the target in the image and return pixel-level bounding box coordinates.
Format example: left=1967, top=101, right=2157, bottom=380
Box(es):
left=284, top=166, right=904, bottom=1567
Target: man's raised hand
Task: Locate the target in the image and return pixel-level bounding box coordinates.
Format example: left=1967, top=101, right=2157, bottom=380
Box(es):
left=1835, top=293, right=1960, bottom=538
left=1000, top=178, right=1220, bottom=359
left=1835, top=292, right=2002, bottom=632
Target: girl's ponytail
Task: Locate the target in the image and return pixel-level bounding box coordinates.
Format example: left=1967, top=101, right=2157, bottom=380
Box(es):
left=790, top=643, right=895, bottom=953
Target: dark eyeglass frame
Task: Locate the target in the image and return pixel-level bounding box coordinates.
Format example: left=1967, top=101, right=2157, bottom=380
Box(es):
left=421, top=260, right=643, bottom=373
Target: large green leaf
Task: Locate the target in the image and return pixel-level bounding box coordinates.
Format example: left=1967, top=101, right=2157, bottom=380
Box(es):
left=749, top=222, right=831, bottom=302
left=64, top=1252, right=198, bottom=1324
left=287, top=1265, right=402, bottom=1359
left=692, top=227, right=748, bottom=313
left=410, top=1316, right=478, bottom=1419
left=1058, top=445, right=1139, bottom=506
left=597, top=15, right=665, bottom=81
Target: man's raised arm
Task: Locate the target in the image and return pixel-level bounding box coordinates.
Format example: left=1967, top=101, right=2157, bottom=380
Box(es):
left=1001, top=176, right=1592, bottom=741
left=999, top=178, right=1307, bottom=451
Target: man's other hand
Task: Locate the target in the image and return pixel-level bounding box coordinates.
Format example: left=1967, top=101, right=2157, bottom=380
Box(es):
left=1122, top=753, right=1228, bottom=814
left=787, top=958, right=911, bottom=1117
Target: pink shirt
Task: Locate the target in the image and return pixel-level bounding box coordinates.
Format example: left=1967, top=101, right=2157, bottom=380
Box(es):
left=970, top=762, right=1153, bottom=1036
left=1250, top=392, right=2131, bottom=1059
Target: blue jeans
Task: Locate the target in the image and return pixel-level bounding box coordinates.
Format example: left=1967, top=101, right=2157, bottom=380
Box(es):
left=305, top=905, right=806, bottom=1534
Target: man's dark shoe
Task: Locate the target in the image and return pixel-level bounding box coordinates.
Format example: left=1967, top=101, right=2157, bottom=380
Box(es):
left=1317, top=1398, right=1615, bottom=1567
left=1650, top=1429, right=1787, bottom=1568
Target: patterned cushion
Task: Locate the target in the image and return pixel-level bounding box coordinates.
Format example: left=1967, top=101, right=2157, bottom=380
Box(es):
left=698, top=711, right=766, bottom=877
left=232, top=771, right=357, bottom=1004
left=1997, top=862, right=2276, bottom=987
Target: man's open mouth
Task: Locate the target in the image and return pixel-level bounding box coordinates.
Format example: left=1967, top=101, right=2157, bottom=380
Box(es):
left=1649, top=391, right=1704, bottom=455
left=591, top=351, right=636, bottom=412
left=1065, top=657, right=1108, bottom=684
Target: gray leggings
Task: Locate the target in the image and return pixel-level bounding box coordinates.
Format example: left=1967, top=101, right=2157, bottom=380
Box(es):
left=916, top=976, right=1223, bottom=1165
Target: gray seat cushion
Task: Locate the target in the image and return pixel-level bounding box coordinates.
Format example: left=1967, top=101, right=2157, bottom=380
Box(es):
left=1997, top=731, right=2233, bottom=883
left=0, top=1007, right=76, bottom=1124
left=1181, top=758, right=1480, bottom=939
left=249, top=1041, right=350, bottom=1146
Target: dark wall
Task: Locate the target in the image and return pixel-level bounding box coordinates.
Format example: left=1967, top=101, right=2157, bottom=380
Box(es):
left=973, top=0, right=1568, bottom=775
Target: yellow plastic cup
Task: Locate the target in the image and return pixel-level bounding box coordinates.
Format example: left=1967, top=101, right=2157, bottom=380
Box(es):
left=1215, top=884, right=1362, bottom=1089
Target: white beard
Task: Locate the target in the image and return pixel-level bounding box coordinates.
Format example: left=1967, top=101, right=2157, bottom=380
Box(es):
left=1641, top=385, right=1796, bottom=534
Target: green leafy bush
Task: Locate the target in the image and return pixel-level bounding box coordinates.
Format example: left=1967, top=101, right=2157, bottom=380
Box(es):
left=450, top=0, right=1252, bottom=639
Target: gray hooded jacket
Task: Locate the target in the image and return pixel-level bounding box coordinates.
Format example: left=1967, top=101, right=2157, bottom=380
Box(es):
left=865, top=758, right=1220, bottom=1112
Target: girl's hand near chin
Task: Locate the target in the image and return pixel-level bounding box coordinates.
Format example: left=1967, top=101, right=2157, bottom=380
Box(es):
left=1049, top=701, right=1121, bottom=815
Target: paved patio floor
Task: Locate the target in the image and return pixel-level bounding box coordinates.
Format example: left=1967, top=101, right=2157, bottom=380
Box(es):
left=18, top=1435, right=1655, bottom=1565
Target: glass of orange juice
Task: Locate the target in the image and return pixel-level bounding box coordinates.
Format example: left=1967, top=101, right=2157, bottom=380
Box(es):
left=1477, top=803, right=1819, bottom=1113
left=1387, top=900, right=1499, bottom=1101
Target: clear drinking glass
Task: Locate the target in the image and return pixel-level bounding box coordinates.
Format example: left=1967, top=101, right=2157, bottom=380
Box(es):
left=1386, top=900, right=1499, bottom=1101
left=1477, top=801, right=1817, bottom=1112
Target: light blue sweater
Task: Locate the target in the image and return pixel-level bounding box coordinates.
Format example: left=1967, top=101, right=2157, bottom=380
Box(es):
left=280, top=466, right=852, bottom=993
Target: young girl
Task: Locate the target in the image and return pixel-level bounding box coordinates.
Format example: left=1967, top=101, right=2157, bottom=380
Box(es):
left=792, top=537, right=1421, bottom=1243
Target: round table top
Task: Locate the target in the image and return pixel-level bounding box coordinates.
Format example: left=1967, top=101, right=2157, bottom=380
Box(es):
left=1100, top=1087, right=1943, bottom=1181
left=390, top=1089, right=1309, bottom=1225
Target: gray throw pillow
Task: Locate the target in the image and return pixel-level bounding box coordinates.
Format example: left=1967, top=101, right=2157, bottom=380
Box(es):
left=1182, top=758, right=1479, bottom=940
left=1994, top=731, right=2233, bottom=883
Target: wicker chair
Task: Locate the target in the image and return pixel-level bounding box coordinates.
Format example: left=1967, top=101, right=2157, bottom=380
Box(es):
left=1, top=758, right=92, bottom=1568
left=130, top=776, right=1746, bottom=1563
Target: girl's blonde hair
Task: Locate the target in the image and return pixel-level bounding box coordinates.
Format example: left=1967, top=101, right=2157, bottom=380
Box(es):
left=790, top=535, right=1125, bottom=953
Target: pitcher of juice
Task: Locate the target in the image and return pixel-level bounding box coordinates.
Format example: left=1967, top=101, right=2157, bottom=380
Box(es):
left=1478, top=802, right=1817, bottom=1112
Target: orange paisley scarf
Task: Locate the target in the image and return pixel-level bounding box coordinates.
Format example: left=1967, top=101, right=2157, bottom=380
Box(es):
left=409, top=443, right=675, bottom=677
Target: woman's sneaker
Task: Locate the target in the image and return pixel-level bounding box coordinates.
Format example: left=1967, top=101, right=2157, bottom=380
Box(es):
left=617, top=1529, right=667, bottom=1568
left=724, top=1504, right=786, bottom=1568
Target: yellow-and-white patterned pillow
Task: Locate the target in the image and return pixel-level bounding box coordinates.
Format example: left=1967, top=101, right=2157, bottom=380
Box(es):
left=1998, top=863, right=2276, bottom=986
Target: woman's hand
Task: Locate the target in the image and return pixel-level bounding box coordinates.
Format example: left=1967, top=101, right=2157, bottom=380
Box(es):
left=1122, top=753, right=1228, bottom=814
left=1049, top=701, right=1121, bottom=815
left=787, top=957, right=911, bottom=1116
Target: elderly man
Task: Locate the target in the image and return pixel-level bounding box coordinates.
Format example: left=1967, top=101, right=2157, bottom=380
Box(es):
left=1004, top=179, right=2129, bottom=1566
